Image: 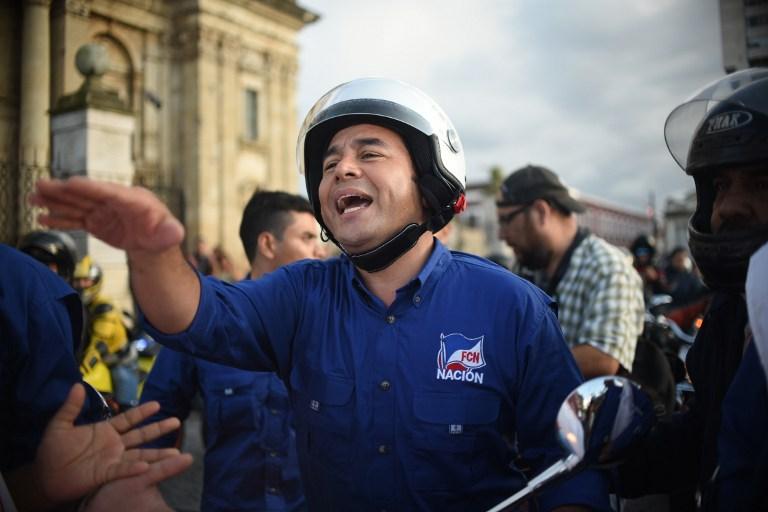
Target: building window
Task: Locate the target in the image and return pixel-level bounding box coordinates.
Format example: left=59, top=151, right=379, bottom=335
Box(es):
left=244, top=89, right=259, bottom=141
left=747, top=14, right=768, bottom=27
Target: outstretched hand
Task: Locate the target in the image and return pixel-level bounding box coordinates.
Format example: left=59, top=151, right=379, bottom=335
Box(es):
left=35, top=383, right=182, bottom=504
left=31, top=177, right=184, bottom=253
left=83, top=452, right=194, bottom=512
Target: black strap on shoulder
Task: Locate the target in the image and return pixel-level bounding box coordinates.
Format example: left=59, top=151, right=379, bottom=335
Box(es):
left=544, top=227, right=590, bottom=296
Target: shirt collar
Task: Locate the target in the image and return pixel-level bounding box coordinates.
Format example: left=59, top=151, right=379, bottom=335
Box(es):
left=344, top=237, right=454, bottom=303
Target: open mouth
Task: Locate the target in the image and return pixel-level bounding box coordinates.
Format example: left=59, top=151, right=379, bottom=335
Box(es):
left=336, top=193, right=373, bottom=215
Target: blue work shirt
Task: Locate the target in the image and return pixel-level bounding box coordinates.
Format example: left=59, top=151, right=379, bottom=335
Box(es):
left=0, top=244, right=104, bottom=472
left=141, top=348, right=304, bottom=511
left=147, top=241, right=610, bottom=511
left=716, top=340, right=768, bottom=511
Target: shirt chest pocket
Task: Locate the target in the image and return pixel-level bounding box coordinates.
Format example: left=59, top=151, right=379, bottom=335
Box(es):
left=409, top=391, right=501, bottom=491
left=205, top=373, right=270, bottom=433
left=291, top=369, right=356, bottom=471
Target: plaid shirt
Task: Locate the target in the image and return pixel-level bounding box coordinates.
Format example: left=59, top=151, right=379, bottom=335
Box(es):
left=521, top=234, right=644, bottom=370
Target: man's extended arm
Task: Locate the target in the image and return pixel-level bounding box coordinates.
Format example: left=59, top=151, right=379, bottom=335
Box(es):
left=32, top=178, right=198, bottom=333
left=128, top=246, right=199, bottom=333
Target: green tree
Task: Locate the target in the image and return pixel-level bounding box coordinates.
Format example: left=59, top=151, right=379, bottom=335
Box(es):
left=487, top=165, right=504, bottom=196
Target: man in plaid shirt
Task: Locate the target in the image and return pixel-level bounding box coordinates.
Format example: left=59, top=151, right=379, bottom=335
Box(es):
left=496, top=165, right=644, bottom=378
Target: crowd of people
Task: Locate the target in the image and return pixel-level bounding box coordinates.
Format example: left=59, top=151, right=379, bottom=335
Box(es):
left=1, top=68, right=766, bottom=511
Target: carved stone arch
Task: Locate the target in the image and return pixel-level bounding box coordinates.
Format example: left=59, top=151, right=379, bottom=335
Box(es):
left=91, top=33, right=134, bottom=108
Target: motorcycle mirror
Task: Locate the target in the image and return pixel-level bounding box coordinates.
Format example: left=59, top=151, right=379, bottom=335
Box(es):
left=486, top=376, right=655, bottom=512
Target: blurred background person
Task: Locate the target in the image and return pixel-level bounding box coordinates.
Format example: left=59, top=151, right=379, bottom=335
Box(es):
left=189, top=237, right=214, bottom=276
left=74, top=255, right=139, bottom=412
left=17, top=229, right=78, bottom=286
left=485, top=252, right=513, bottom=270
left=496, top=164, right=644, bottom=379
left=5, top=236, right=106, bottom=475
left=211, top=245, right=237, bottom=282
left=2, top=240, right=189, bottom=511
left=663, top=246, right=707, bottom=307
left=140, top=190, right=325, bottom=512
left=630, top=234, right=668, bottom=303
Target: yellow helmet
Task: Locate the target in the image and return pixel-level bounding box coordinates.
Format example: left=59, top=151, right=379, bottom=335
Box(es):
left=74, top=255, right=103, bottom=303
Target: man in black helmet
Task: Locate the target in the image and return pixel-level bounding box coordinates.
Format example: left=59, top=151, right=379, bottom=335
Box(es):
left=618, top=68, right=768, bottom=511
left=32, top=78, right=609, bottom=511
left=18, top=229, right=79, bottom=284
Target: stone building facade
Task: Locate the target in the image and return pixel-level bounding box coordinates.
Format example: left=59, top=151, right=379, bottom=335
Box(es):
left=1, top=0, right=317, bottom=286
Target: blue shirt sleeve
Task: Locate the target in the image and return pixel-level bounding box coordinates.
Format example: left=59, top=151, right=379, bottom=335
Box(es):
left=143, top=269, right=305, bottom=380
left=0, top=246, right=103, bottom=471
left=512, top=292, right=611, bottom=512
left=716, top=341, right=768, bottom=511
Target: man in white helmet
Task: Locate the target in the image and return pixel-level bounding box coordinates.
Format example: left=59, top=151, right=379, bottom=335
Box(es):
left=33, top=78, right=609, bottom=511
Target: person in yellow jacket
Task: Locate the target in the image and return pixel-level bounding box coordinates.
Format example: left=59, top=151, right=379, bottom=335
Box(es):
left=73, top=256, right=137, bottom=410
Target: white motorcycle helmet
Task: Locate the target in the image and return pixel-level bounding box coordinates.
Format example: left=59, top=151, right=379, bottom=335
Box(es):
left=297, top=78, right=467, bottom=272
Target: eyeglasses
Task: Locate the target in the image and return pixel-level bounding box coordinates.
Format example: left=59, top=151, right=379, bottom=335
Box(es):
left=497, top=204, right=531, bottom=225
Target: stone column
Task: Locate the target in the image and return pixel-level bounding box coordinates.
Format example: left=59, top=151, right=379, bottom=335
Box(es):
left=264, top=53, right=282, bottom=191
left=218, top=33, right=241, bottom=262
left=18, top=0, right=52, bottom=235
left=50, top=44, right=136, bottom=312
left=282, top=57, right=299, bottom=193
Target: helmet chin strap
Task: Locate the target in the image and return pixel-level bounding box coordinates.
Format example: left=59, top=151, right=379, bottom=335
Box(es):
left=331, top=221, right=430, bottom=273
left=323, top=203, right=456, bottom=272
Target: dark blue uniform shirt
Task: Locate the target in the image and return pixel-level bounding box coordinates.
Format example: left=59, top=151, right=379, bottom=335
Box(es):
left=141, top=349, right=304, bottom=511
left=147, top=241, right=610, bottom=511
left=716, top=340, right=768, bottom=511
left=0, top=244, right=103, bottom=472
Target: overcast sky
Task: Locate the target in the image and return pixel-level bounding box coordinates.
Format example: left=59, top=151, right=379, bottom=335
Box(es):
left=296, top=0, right=725, bottom=214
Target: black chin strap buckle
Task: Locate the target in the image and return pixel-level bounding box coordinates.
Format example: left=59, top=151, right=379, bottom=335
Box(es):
left=348, top=223, right=428, bottom=272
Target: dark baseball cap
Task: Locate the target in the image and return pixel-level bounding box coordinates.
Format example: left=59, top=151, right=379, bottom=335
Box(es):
left=496, top=164, right=585, bottom=213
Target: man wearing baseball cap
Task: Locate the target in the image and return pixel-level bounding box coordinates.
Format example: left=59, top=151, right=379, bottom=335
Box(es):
left=497, top=165, right=644, bottom=379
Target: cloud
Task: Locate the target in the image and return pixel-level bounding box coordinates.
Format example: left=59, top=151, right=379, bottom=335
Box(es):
left=297, top=0, right=724, bottom=211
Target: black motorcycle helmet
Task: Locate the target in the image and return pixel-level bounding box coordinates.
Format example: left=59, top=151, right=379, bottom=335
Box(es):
left=18, top=230, right=79, bottom=283
left=630, top=234, right=657, bottom=264
left=297, top=78, right=467, bottom=272
left=664, top=68, right=768, bottom=292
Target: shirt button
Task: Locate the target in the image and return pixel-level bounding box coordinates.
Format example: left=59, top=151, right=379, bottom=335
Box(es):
left=269, top=451, right=278, bottom=458
left=271, top=409, right=279, bottom=415
left=379, top=380, right=391, bottom=391
left=267, top=486, right=278, bottom=494
left=414, top=295, right=422, bottom=304
left=386, top=315, right=395, bottom=324
left=378, top=444, right=390, bottom=454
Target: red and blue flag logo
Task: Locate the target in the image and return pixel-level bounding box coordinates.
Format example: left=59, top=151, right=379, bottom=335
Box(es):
left=437, top=332, right=486, bottom=371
